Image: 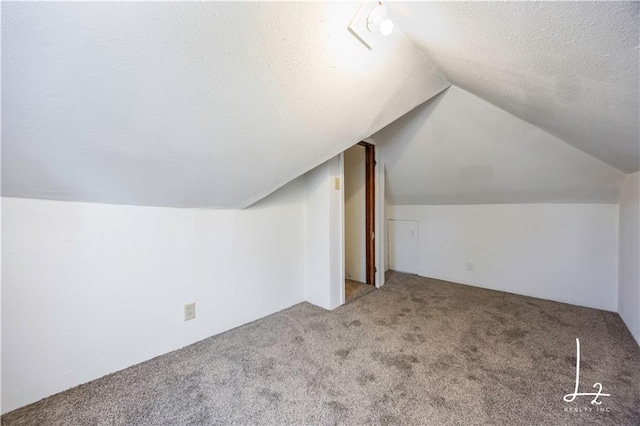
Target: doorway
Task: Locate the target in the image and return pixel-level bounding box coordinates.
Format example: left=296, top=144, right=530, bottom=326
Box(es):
left=388, top=220, right=418, bottom=274
left=360, top=142, right=376, bottom=285
left=343, top=141, right=376, bottom=302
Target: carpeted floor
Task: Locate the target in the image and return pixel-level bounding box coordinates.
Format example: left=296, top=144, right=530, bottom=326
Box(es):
left=3, top=272, right=640, bottom=425
left=345, top=279, right=375, bottom=303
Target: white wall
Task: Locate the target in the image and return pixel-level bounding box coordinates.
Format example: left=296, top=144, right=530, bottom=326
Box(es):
left=0, top=196, right=3, bottom=416
left=619, top=172, right=640, bottom=344
left=374, top=86, right=624, bottom=205
left=388, top=204, right=619, bottom=311
left=376, top=157, right=386, bottom=287
left=344, top=145, right=366, bottom=283
left=1, top=177, right=306, bottom=414
left=304, top=155, right=344, bottom=310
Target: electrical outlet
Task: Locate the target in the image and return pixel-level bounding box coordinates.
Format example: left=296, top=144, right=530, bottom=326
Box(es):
left=184, top=302, right=196, bottom=321
left=466, top=262, right=475, bottom=272
left=334, top=177, right=340, bottom=190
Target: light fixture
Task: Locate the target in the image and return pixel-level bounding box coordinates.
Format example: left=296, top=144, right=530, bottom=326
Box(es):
left=366, top=4, right=394, bottom=37
left=348, top=1, right=394, bottom=49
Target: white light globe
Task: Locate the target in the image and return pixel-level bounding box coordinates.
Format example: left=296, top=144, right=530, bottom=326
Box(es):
left=379, top=19, right=394, bottom=36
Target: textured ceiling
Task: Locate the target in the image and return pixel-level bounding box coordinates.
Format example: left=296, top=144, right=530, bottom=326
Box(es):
left=387, top=1, right=640, bottom=172
left=375, top=87, right=625, bottom=205
left=2, top=2, right=449, bottom=208
left=4, top=1, right=637, bottom=209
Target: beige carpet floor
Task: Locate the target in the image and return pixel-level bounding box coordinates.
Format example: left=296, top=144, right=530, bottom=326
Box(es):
left=345, top=279, right=374, bottom=303
left=3, top=272, right=640, bottom=425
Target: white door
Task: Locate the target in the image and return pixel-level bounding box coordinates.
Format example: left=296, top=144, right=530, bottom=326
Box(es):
left=388, top=220, right=418, bottom=274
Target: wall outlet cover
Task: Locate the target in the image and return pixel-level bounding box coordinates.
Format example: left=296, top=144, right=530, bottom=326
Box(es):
left=184, top=302, right=196, bottom=321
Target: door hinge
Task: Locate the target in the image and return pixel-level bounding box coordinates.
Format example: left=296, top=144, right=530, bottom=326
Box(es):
left=371, top=231, right=375, bottom=240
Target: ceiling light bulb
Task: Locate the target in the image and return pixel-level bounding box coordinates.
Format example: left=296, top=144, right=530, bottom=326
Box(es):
left=379, top=19, right=394, bottom=36
left=366, top=4, right=394, bottom=37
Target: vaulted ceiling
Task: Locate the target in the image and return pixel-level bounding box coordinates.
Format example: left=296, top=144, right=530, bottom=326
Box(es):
left=2, top=2, right=638, bottom=209
left=1, top=2, right=448, bottom=208
left=387, top=1, right=639, bottom=173
left=375, top=87, right=624, bottom=205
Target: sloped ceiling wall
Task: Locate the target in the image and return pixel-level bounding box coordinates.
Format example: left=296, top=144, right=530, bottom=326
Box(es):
left=375, top=87, right=625, bottom=205
left=4, top=2, right=637, bottom=209
left=2, top=2, right=449, bottom=209
left=387, top=1, right=640, bottom=173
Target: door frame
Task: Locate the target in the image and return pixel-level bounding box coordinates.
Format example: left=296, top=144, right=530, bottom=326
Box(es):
left=357, top=141, right=376, bottom=286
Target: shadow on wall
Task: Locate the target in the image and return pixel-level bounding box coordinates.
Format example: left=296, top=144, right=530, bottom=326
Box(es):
left=344, top=144, right=366, bottom=283
left=246, top=178, right=306, bottom=210
left=372, top=90, right=448, bottom=202
left=370, top=85, right=624, bottom=205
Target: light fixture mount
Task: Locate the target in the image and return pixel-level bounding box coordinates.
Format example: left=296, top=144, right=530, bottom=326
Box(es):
left=348, top=1, right=394, bottom=50
left=366, top=4, right=394, bottom=37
